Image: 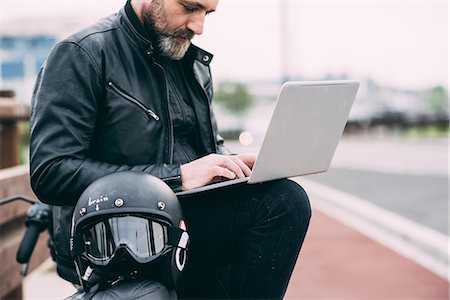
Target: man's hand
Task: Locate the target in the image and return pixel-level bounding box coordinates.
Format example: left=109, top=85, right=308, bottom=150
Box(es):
left=180, top=153, right=257, bottom=191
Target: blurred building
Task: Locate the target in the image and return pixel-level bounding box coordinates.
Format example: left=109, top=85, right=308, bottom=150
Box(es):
left=215, top=76, right=448, bottom=140
left=0, top=35, right=57, bottom=102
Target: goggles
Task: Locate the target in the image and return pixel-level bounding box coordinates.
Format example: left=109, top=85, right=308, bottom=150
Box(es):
left=73, top=215, right=188, bottom=266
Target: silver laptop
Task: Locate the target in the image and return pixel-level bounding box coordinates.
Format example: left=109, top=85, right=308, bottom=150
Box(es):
left=176, top=80, right=359, bottom=196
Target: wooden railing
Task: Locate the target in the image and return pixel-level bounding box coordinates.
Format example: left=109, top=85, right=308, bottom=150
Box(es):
left=0, top=94, right=50, bottom=299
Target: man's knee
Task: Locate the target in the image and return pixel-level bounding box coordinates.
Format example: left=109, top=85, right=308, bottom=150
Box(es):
left=265, top=179, right=312, bottom=229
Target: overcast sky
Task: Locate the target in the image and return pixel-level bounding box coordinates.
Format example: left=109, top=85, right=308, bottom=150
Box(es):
left=1, top=0, right=448, bottom=90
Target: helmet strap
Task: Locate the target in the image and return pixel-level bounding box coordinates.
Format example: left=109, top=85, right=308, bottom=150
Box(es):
left=80, top=264, right=113, bottom=292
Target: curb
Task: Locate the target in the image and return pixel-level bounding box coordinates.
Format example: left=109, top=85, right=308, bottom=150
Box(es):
left=292, top=177, right=449, bottom=281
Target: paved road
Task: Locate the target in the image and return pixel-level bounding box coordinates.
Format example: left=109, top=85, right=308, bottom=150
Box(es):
left=227, top=136, right=449, bottom=235
left=309, top=167, right=448, bottom=234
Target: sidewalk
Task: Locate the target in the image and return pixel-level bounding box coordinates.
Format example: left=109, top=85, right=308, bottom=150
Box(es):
left=285, top=209, right=449, bottom=299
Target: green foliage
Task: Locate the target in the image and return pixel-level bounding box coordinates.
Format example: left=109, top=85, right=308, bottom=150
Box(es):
left=423, top=86, right=448, bottom=115
left=214, top=81, right=254, bottom=115
left=402, top=124, right=449, bottom=138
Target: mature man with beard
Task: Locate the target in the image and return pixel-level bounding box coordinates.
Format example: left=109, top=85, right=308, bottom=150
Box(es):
left=29, top=0, right=311, bottom=298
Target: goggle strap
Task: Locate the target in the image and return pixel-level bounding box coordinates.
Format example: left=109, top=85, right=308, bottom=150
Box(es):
left=167, top=227, right=189, bottom=249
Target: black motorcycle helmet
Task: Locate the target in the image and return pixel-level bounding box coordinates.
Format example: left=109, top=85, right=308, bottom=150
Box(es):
left=70, top=171, right=189, bottom=291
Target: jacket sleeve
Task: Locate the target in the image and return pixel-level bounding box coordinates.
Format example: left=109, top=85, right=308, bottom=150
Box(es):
left=30, top=42, right=182, bottom=206
left=213, top=123, right=232, bottom=155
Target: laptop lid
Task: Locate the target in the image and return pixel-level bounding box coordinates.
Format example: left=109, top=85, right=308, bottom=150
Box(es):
left=248, top=80, right=359, bottom=183
left=176, top=80, right=359, bottom=196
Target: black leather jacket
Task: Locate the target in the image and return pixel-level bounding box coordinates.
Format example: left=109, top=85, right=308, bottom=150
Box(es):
left=30, top=6, right=227, bottom=206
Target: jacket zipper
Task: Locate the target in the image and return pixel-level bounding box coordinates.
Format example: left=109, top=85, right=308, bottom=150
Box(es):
left=108, top=81, right=160, bottom=121
left=153, top=62, right=175, bottom=164
left=163, top=175, right=182, bottom=182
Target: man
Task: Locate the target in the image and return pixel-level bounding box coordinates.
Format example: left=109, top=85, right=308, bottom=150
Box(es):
left=29, top=0, right=311, bottom=298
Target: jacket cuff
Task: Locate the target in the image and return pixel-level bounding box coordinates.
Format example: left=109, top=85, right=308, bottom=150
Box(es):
left=163, top=164, right=183, bottom=193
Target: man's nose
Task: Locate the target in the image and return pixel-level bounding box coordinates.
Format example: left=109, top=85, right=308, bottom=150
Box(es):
left=187, top=13, right=205, bottom=35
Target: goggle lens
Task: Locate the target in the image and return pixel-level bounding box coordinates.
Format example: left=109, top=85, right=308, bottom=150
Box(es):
left=82, top=216, right=167, bottom=261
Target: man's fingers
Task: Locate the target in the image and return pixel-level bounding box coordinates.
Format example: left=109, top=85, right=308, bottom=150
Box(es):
left=229, top=156, right=252, bottom=177
left=214, top=165, right=236, bottom=179
left=180, top=153, right=256, bottom=191
left=237, top=153, right=257, bottom=169
left=219, top=158, right=245, bottom=179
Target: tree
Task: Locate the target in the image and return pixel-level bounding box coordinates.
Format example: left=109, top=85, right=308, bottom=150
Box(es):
left=423, top=86, right=448, bottom=116
left=214, top=81, right=254, bottom=116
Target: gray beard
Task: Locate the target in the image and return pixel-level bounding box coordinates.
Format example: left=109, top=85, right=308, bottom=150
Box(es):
left=141, top=0, right=192, bottom=60
left=158, top=35, right=191, bottom=60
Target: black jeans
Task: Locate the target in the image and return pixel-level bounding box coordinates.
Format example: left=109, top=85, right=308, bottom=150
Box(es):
left=177, top=179, right=311, bottom=299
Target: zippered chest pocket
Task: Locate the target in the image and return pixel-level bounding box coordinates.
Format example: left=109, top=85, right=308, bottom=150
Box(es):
left=107, top=81, right=160, bottom=121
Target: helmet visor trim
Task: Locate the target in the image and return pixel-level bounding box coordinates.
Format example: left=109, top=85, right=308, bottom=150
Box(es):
left=82, top=216, right=167, bottom=263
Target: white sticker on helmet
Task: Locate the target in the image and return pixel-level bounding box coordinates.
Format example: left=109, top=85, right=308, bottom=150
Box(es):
left=178, top=231, right=189, bottom=249
left=175, top=248, right=186, bottom=271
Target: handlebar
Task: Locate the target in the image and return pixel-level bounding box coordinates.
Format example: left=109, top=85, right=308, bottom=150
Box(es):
left=0, top=195, right=50, bottom=276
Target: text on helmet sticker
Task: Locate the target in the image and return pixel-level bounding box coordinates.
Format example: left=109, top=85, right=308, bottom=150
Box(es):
left=88, top=195, right=109, bottom=206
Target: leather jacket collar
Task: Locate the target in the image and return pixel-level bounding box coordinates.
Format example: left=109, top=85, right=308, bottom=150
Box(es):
left=118, top=2, right=213, bottom=66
